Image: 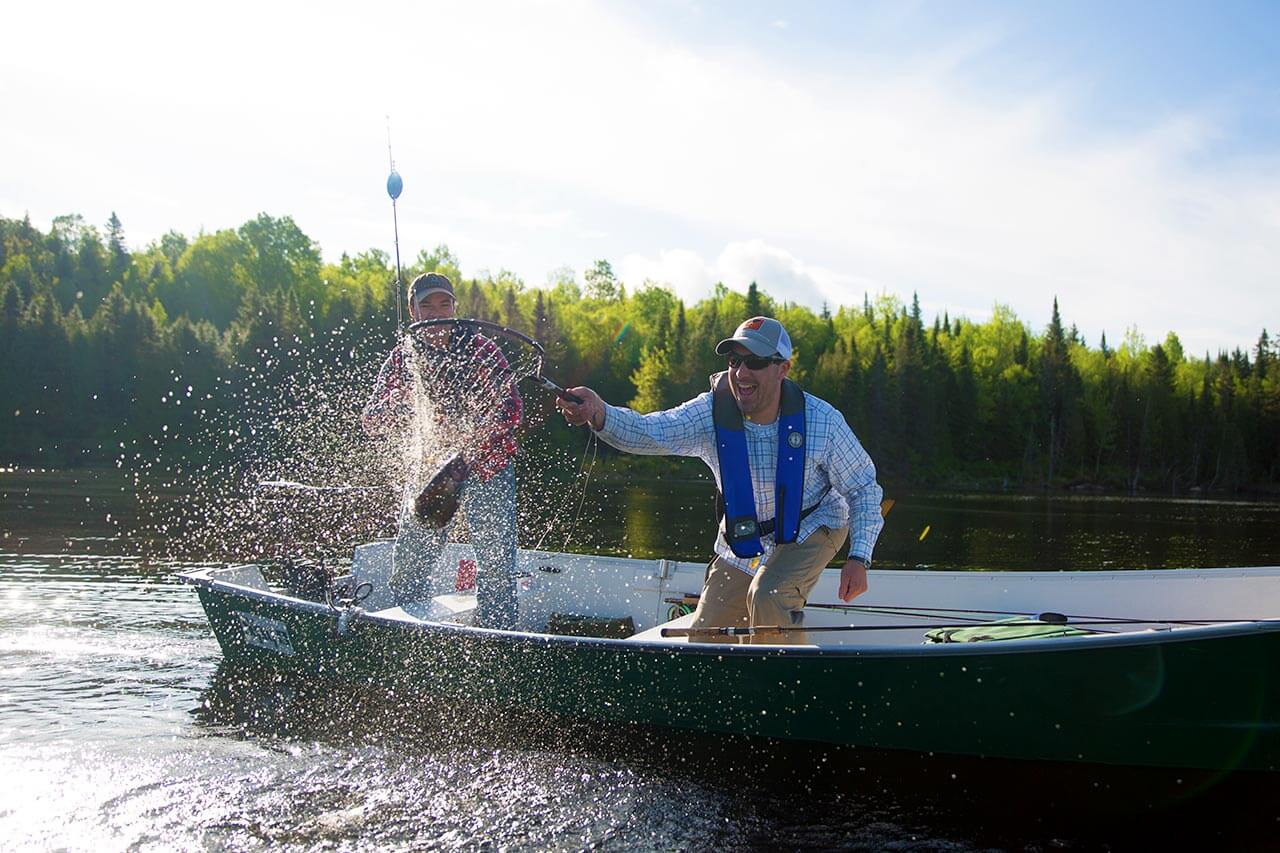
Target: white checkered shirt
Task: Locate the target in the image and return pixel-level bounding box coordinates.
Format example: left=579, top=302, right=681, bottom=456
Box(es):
left=597, top=389, right=884, bottom=575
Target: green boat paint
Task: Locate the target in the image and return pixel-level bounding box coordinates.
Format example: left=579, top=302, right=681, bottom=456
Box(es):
left=186, top=562, right=1280, bottom=774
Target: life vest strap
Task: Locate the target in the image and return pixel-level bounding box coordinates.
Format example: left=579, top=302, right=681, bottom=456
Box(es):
left=716, top=486, right=830, bottom=536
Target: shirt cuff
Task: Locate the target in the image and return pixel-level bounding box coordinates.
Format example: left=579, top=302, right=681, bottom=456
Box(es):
left=593, top=403, right=624, bottom=438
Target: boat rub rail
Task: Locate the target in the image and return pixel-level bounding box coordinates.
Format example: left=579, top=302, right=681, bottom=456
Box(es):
left=180, top=565, right=1280, bottom=659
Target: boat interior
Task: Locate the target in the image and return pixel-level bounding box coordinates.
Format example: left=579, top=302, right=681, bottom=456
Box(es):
left=209, top=540, right=1280, bottom=649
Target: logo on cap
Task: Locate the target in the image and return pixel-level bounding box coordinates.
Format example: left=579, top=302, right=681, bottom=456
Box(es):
left=744, top=317, right=765, bottom=331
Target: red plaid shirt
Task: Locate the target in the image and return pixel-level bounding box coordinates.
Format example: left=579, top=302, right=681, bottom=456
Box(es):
left=362, top=330, right=522, bottom=482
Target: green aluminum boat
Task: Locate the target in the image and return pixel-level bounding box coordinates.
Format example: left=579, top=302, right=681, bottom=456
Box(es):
left=182, top=542, right=1280, bottom=773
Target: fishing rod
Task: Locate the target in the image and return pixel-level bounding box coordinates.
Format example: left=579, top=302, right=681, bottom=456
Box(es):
left=386, top=116, right=404, bottom=333
left=801, top=601, right=1239, bottom=626
left=663, top=595, right=1269, bottom=631
left=660, top=616, right=1279, bottom=639
left=665, top=595, right=991, bottom=625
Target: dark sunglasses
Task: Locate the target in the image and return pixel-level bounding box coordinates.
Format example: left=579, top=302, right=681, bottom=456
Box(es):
left=726, top=353, right=782, bottom=370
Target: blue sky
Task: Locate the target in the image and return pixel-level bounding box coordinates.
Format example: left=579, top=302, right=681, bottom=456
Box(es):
left=3, top=0, right=1277, bottom=356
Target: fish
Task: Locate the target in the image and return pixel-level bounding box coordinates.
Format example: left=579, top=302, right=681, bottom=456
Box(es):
left=414, top=453, right=470, bottom=527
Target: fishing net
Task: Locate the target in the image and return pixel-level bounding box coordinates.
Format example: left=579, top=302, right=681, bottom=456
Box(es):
left=388, top=319, right=549, bottom=492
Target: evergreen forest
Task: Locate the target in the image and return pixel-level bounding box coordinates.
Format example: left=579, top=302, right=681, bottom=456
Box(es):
left=2, top=211, right=1278, bottom=494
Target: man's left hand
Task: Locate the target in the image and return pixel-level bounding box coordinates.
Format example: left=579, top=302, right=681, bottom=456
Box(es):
left=838, top=558, right=868, bottom=602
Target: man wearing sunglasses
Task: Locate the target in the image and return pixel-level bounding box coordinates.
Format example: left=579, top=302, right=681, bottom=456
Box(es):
left=557, top=316, right=883, bottom=643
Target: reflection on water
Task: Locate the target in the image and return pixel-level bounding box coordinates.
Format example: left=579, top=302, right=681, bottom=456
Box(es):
left=4, top=470, right=1280, bottom=849
left=600, top=482, right=1280, bottom=571
left=5, top=469, right=1280, bottom=569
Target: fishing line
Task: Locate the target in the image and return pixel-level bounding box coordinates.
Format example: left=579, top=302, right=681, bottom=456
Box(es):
left=564, top=431, right=599, bottom=549
left=533, top=428, right=598, bottom=552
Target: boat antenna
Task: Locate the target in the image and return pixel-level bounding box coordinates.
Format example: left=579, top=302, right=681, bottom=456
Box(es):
left=386, top=115, right=405, bottom=333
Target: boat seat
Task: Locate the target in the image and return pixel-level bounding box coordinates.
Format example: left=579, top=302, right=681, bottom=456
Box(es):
left=372, top=592, right=478, bottom=625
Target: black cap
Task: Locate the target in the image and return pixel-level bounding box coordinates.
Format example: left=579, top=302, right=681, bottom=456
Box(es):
left=410, top=272, right=455, bottom=301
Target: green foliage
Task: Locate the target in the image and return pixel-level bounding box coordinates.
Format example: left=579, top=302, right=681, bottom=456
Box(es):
left=1, top=212, right=1278, bottom=492
left=630, top=346, right=676, bottom=413
left=411, top=243, right=462, bottom=285
left=169, top=229, right=252, bottom=329
left=584, top=260, right=619, bottom=302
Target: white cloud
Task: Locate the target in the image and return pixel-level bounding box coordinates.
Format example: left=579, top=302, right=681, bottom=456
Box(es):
left=1, top=0, right=1276, bottom=354
left=714, top=240, right=847, bottom=310
left=617, top=248, right=715, bottom=303
left=619, top=239, right=882, bottom=311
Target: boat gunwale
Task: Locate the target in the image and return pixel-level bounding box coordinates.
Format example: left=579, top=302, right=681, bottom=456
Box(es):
left=179, top=565, right=1280, bottom=660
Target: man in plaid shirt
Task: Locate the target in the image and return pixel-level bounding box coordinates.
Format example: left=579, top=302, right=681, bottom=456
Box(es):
left=362, top=273, right=522, bottom=628
left=558, top=316, right=883, bottom=643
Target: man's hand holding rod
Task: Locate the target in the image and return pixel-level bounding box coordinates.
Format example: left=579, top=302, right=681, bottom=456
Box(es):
left=556, top=388, right=606, bottom=431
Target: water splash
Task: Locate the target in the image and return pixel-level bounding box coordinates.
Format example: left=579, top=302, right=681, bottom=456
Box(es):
left=123, top=317, right=598, bottom=568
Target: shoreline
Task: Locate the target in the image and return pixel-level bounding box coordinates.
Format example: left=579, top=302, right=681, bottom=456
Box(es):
left=6, top=462, right=1279, bottom=505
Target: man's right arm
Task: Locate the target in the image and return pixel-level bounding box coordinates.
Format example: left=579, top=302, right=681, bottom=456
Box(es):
left=559, top=389, right=712, bottom=458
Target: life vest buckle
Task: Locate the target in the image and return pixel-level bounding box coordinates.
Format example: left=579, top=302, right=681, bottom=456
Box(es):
left=729, top=517, right=759, bottom=540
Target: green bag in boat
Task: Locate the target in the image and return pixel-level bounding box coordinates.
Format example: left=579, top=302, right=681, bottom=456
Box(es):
left=925, top=617, right=1096, bottom=644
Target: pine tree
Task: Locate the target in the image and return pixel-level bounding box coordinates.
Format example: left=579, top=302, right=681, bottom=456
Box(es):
left=0, top=282, right=22, bottom=413
left=837, top=333, right=863, bottom=426
left=106, top=212, right=129, bottom=284
left=745, top=281, right=762, bottom=318
left=670, top=300, right=688, bottom=383
left=1038, top=297, right=1076, bottom=485
left=950, top=344, right=978, bottom=461
left=863, top=344, right=893, bottom=468
left=501, top=285, right=522, bottom=330
left=533, top=291, right=551, bottom=343
left=464, top=280, right=490, bottom=321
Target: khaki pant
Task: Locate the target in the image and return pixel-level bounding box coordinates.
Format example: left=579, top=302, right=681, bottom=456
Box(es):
left=690, top=526, right=847, bottom=645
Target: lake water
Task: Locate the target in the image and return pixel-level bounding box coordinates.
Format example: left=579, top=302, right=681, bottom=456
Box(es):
left=4, top=468, right=1280, bottom=851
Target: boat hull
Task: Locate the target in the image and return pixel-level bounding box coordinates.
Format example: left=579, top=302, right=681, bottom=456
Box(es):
left=191, top=575, right=1280, bottom=773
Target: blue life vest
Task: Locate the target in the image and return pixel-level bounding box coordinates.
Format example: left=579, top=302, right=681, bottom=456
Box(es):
left=711, top=371, right=809, bottom=558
